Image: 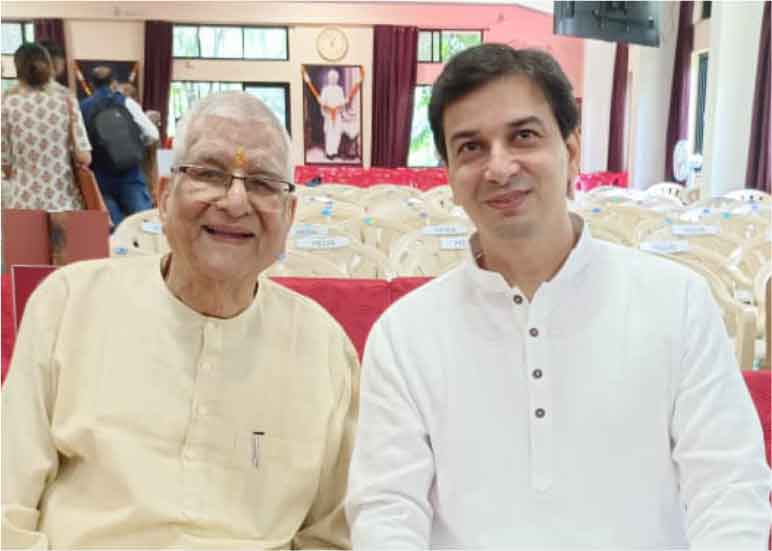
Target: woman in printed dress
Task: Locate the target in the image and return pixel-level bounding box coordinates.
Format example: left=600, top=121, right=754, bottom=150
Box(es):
left=1, top=42, right=91, bottom=211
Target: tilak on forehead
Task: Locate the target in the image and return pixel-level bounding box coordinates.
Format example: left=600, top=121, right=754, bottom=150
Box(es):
left=233, top=146, right=247, bottom=169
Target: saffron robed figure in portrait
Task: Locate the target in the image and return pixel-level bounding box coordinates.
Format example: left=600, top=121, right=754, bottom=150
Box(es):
left=346, top=44, right=771, bottom=549
left=2, top=92, right=360, bottom=549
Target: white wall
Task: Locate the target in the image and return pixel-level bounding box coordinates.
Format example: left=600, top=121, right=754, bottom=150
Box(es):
left=701, top=1, right=765, bottom=196
left=627, top=1, right=679, bottom=190
left=580, top=39, right=615, bottom=173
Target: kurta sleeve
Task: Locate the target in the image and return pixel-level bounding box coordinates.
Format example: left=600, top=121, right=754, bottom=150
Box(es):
left=2, top=272, right=69, bottom=549
left=292, top=330, right=360, bottom=550
left=345, top=317, right=435, bottom=550
left=671, top=276, right=771, bottom=547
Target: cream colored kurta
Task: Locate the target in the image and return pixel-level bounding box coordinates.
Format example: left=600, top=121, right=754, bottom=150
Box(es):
left=2, top=255, right=359, bottom=549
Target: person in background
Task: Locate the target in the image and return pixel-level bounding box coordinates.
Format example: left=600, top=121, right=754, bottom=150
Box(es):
left=37, top=40, right=67, bottom=87
left=2, top=91, right=359, bottom=549
left=118, top=81, right=139, bottom=102
left=80, top=65, right=158, bottom=227
left=2, top=42, right=91, bottom=211
left=346, top=43, right=770, bottom=549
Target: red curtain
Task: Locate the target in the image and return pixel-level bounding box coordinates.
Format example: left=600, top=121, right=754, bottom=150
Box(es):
left=607, top=42, right=628, bottom=173
left=371, top=25, right=418, bottom=168
left=33, top=19, right=68, bottom=86
left=141, top=21, right=173, bottom=144
left=746, top=2, right=771, bottom=192
left=664, top=1, right=694, bottom=182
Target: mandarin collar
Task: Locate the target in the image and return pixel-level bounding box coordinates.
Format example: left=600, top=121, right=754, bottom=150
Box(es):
left=461, top=212, right=596, bottom=295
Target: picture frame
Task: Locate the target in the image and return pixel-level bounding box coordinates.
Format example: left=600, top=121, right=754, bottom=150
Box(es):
left=302, top=64, right=364, bottom=166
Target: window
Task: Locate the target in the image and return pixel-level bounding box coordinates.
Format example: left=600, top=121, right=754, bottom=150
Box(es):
left=417, top=29, right=482, bottom=63
left=172, top=25, right=288, bottom=60
left=693, top=53, right=709, bottom=156
left=701, top=1, right=712, bottom=19
left=2, top=78, right=18, bottom=92
left=167, top=81, right=290, bottom=138
left=244, top=83, right=290, bottom=130
left=1, top=21, right=34, bottom=55
left=407, top=85, right=442, bottom=167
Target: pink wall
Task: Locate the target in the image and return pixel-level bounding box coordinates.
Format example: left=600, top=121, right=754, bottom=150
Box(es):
left=406, top=4, right=584, bottom=96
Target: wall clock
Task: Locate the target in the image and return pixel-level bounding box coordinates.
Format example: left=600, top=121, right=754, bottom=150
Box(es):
left=316, top=27, right=349, bottom=61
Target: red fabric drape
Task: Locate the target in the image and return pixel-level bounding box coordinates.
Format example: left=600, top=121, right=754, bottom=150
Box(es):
left=371, top=25, right=418, bottom=168
left=607, top=42, right=628, bottom=173
left=664, top=1, right=694, bottom=182
left=141, top=21, right=173, bottom=144
left=746, top=2, right=771, bottom=193
left=33, top=18, right=68, bottom=86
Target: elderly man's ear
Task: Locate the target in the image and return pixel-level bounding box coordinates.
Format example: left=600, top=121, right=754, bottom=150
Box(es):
left=158, top=176, right=174, bottom=225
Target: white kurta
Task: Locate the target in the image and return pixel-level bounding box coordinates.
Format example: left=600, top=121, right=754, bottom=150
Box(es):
left=319, top=83, right=353, bottom=157
left=347, top=220, right=771, bottom=549
left=2, top=255, right=359, bottom=549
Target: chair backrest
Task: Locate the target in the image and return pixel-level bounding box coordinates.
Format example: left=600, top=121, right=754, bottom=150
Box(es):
left=639, top=247, right=757, bottom=370
left=286, top=234, right=392, bottom=279
left=110, top=208, right=169, bottom=257
left=262, top=250, right=349, bottom=278
left=295, top=198, right=365, bottom=225
left=361, top=184, right=423, bottom=211
left=317, top=183, right=364, bottom=204
left=648, top=182, right=686, bottom=202
left=389, top=224, right=474, bottom=277
left=725, top=189, right=772, bottom=203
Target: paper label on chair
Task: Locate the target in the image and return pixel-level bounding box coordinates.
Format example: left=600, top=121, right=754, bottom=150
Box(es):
left=423, top=224, right=469, bottom=236
left=141, top=222, right=163, bottom=234
left=639, top=240, right=690, bottom=255
left=290, top=224, right=330, bottom=238
left=671, top=224, right=720, bottom=236
left=440, top=237, right=468, bottom=250
left=295, top=236, right=350, bottom=250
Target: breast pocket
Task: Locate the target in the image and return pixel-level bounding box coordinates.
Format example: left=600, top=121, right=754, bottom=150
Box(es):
left=229, top=430, right=323, bottom=537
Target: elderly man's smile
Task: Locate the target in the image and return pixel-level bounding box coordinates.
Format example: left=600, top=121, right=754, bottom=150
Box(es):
left=202, top=224, right=256, bottom=241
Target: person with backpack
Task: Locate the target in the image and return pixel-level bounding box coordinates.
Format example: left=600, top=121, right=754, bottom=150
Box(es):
left=80, top=66, right=158, bottom=227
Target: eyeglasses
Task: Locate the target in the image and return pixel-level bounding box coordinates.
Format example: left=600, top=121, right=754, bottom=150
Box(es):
left=172, top=164, right=296, bottom=213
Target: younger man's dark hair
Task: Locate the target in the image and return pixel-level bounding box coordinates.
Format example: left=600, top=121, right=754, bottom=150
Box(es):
left=429, top=43, right=579, bottom=162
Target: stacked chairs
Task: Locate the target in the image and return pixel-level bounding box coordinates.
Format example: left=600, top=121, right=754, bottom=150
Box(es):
left=295, top=196, right=365, bottom=225
left=725, top=189, right=772, bottom=203
left=110, top=208, right=169, bottom=257
left=389, top=218, right=475, bottom=277
left=637, top=241, right=757, bottom=370
left=285, top=228, right=392, bottom=278
left=360, top=183, right=423, bottom=210
left=263, top=250, right=348, bottom=278
left=647, top=182, right=686, bottom=204
left=311, top=183, right=364, bottom=205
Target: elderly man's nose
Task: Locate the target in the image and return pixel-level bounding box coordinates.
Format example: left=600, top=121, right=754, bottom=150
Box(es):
left=218, top=178, right=251, bottom=216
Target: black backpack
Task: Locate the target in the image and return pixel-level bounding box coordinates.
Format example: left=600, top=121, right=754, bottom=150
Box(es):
left=87, top=94, right=145, bottom=173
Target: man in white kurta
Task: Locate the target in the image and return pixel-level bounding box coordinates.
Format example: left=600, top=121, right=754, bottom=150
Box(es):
left=346, top=44, right=770, bottom=548
left=2, top=92, right=359, bottom=549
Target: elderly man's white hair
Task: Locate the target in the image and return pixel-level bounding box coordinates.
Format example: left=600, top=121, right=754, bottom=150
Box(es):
left=173, top=91, right=293, bottom=180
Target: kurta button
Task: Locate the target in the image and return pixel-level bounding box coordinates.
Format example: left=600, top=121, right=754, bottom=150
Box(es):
left=513, top=295, right=523, bottom=304
left=532, top=369, right=543, bottom=379
left=535, top=408, right=546, bottom=418
left=529, top=328, right=539, bottom=337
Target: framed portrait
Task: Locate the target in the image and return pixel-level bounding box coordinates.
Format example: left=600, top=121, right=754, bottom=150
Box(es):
left=74, top=60, right=140, bottom=101
left=302, top=64, right=364, bottom=165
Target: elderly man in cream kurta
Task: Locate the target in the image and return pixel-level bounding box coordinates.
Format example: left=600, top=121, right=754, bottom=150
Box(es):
left=2, top=92, right=359, bottom=549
